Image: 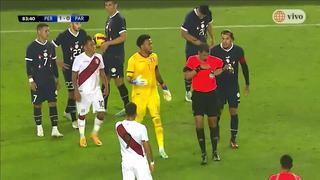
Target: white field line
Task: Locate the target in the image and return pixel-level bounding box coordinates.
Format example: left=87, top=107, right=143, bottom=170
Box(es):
left=1, top=23, right=319, bottom=33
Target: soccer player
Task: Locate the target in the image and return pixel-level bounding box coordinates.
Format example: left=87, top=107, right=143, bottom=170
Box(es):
left=52, top=22, right=87, bottom=128
left=269, top=154, right=301, bottom=180
left=72, top=36, right=109, bottom=148
left=181, top=5, right=214, bottom=102
left=184, top=43, right=232, bottom=164
left=126, top=34, right=172, bottom=159
left=100, top=0, right=129, bottom=116
left=25, top=23, right=63, bottom=137
left=115, top=102, right=154, bottom=180
left=210, top=30, right=250, bottom=149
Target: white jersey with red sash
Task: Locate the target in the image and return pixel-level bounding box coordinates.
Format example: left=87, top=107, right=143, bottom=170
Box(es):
left=72, top=52, right=104, bottom=93
left=115, top=120, right=149, bottom=162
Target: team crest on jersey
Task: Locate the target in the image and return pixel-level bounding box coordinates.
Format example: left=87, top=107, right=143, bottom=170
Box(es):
left=150, top=57, right=154, bottom=62
left=95, top=58, right=100, bottom=64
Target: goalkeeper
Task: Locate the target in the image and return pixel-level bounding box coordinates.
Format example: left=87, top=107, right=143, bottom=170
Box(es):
left=126, top=34, right=171, bottom=159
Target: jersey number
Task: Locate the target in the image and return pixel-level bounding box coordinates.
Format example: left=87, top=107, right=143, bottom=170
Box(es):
left=98, top=100, right=104, bottom=108
left=73, top=49, right=81, bottom=58
left=32, top=95, right=38, bottom=103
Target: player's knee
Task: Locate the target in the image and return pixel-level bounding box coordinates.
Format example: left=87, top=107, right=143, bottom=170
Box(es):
left=33, top=104, right=42, bottom=108
left=96, top=112, right=104, bottom=120
left=152, top=116, right=162, bottom=127
left=229, top=108, right=238, bottom=116
left=48, top=102, right=56, bottom=107
left=68, top=91, right=75, bottom=99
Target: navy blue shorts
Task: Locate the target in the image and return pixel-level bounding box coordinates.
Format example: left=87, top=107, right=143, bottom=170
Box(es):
left=63, top=69, right=74, bottom=91
left=103, top=52, right=124, bottom=78
left=217, top=86, right=240, bottom=109
left=31, top=81, right=57, bottom=105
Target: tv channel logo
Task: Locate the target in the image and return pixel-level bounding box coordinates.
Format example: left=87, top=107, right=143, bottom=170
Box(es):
left=273, top=9, right=306, bottom=24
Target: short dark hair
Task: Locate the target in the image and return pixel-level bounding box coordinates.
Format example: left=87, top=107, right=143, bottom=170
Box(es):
left=136, top=34, right=151, bottom=47
left=125, top=102, right=137, bottom=116
left=105, top=0, right=117, bottom=4
left=221, top=29, right=235, bottom=40
left=36, top=23, right=49, bottom=31
left=84, top=35, right=93, bottom=45
left=280, top=154, right=293, bottom=169
left=199, top=5, right=211, bottom=16
left=197, top=43, right=209, bottom=53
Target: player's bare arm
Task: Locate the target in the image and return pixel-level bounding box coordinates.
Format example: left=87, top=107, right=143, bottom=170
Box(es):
left=207, top=23, right=214, bottom=46
left=181, top=30, right=201, bottom=46
left=26, top=57, right=37, bottom=91
left=156, top=66, right=172, bottom=101
left=72, top=71, right=81, bottom=102
left=56, top=60, right=70, bottom=71
left=52, top=59, right=60, bottom=90
left=142, top=140, right=155, bottom=173
left=99, top=69, right=109, bottom=96
left=100, top=31, right=126, bottom=51
left=155, top=66, right=164, bottom=84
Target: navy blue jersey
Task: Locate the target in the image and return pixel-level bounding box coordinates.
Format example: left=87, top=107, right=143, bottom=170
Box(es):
left=52, top=28, right=87, bottom=65
left=25, top=40, right=58, bottom=85
left=181, top=8, right=213, bottom=57
left=210, top=44, right=245, bottom=88
left=105, top=11, right=126, bottom=55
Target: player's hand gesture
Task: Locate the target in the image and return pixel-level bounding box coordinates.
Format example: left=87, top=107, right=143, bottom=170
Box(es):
left=223, top=64, right=234, bottom=73
left=100, top=41, right=110, bottom=51
left=29, top=81, right=37, bottom=91
left=244, top=85, right=249, bottom=96
left=131, top=75, right=148, bottom=86
left=193, top=39, right=202, bottom=46
left=149, top=162, right=155, bottom=173
left=74, top=89, right=81, bottom=102
left=200, top=64, right=210, bottom=70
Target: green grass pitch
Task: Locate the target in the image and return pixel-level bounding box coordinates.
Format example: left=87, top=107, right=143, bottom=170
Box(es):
left=1, top=1, right=320, bottom=179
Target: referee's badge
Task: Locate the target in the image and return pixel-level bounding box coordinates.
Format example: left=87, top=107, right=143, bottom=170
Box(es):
left=209, top=72, right=215, bottom=79
left=150, top=57, right=154, bottom=62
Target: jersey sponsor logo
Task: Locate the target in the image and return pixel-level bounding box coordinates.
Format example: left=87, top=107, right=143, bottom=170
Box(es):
left=116, top=124, right=144, bottom=157
left=78, top=56, right=101, bottom=86
left=272, top=9, right=306, bottom=24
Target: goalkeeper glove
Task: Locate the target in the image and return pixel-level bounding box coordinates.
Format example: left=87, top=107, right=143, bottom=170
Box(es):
left=131, top=75, right=148, bottom=86
left=160, top=83, right=172, bottom=102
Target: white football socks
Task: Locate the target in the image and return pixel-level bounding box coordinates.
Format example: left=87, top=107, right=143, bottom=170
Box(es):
left=78, top=119, right=86, bottom=138
left=92, top=117, right=103, bottom=134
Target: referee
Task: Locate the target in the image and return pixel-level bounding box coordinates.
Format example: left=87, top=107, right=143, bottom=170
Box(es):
left=184, top=43, right=232, bottom=165
left=101, top=0, right=129, bottom=116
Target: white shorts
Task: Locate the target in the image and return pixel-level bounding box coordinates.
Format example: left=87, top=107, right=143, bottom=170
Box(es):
left=121, top=159, right=152, bottom=180
left=76, top=89, right=105, bottom=115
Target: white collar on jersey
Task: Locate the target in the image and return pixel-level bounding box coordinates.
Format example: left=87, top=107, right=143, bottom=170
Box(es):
left=109, top=10, right=119, bottom=18
left=68, top=28, right=79, bottom=37
left=220, top=43, right=234, bottom=52
left=35, top=39, right=47, bottom=45
left=194, top=8, right=199, bottom=17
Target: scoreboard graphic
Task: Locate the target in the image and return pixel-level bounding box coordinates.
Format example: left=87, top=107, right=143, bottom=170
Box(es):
left=18, top=15, right=89, bottom=22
